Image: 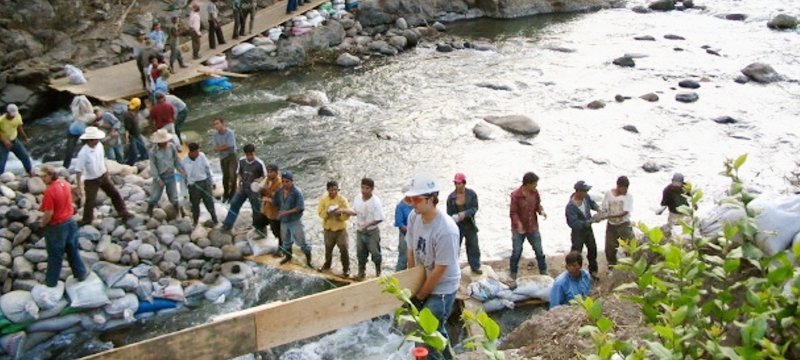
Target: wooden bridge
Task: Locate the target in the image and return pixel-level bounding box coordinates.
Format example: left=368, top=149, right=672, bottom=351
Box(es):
left=49, top=0, right=330, bottom=102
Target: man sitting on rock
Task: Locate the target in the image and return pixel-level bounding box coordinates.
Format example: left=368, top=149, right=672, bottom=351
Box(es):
left=74, top=126, right=133, bottom=225
left=38, top=165, right=88, bottom=287
left=147, top=129, right=186, bottom=218
left=549, top=251, right=592, bottom=309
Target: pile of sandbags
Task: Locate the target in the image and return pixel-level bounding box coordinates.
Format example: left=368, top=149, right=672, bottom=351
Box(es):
left=466, top=274, right=553, bottom=313
left=206, top=55, right=228, bottom=70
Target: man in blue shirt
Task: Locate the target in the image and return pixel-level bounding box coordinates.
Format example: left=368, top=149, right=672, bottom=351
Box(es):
left=549, top=251, right=592, bottom=309
left=273, top=171, right=311, bottom=266
left=394, top=188, right=413, bottom=271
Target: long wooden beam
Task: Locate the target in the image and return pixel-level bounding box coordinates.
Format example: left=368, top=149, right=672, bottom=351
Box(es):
left=83, top=267, right=426, bottom=360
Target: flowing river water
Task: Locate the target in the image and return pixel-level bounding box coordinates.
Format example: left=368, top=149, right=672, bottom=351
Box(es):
left=17, top=0, right=800, bottom=357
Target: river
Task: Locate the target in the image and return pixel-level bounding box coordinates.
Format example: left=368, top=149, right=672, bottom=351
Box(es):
left=18, top=1, right=800, bottom=357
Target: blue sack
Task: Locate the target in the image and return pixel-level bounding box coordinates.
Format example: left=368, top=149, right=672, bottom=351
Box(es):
left=200, top=76, right=233, bottom=94
left=135, top=298, right=178, bottom=315
left=68, top=121, right=87, bottom=136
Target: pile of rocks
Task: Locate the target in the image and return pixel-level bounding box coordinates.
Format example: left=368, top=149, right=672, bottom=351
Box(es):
left=0, top=163, right=260, bottom=356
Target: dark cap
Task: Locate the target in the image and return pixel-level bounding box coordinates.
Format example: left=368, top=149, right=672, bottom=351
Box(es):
left=281, top=171, right=294, bottom=181
left=267, top=163, right=278, bottom=171
left=574, top=180, right=591, bottom=191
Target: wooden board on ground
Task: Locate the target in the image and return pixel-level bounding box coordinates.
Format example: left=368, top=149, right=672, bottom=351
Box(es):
left=247, top=247, right=357, bottom=285
left=84, top=267, right=426, bottom=360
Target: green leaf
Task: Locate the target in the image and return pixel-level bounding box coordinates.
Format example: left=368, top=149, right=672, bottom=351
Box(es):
left=733, top=154, right=747, bottom=170
left=673, top=306, right=688, bottom=325
left=654, top=325, right=675, bottom=342
left=421, top=333, right=448, bottom=352
left=723, top=258, right=741, bottom=273
left=794, top=241, right=800, bottom=261
left=648, top=227, right=664, bottom=244
left=645, top=340, right=674, bottom=358
left=730, top=182, right=744, bottom=195
left=718, top=346, right=741, bottom=360
left=598, top=343, right=614, bottom=359
left=615, top=282, right=638, bottom=292
left=597, top=316, right=614, bottom=333
left=741, top=242, right=763, bottom=261
left=578, top=325, right=599, bottom=336
left=477, top=311, right=501, bottom=341
left=418, top=307, right=440, bottom=335
left=613, top=340, right=633, bottom=355
left=589, top=298, right=604, bottom=321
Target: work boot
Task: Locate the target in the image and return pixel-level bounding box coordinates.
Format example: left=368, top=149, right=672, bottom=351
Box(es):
left=304, top=250, right=312, bottom=267
left=353, top=268, right=366, bottom=281
left=472, top=267, right=483, bottom=275
left=375, top=263, right=381, bottom=277
left=279, top=254, right=292, bottom=265
left=509, top=272, right=517, bottom=289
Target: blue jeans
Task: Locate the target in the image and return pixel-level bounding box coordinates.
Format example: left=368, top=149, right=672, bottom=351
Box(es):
left=280, top=219, right=310, bottom=253
left=45, top=220, right=86, bottom=287
left=0, top=138, right=32, bottom=174
left=223, top=190, right=261, bottom=229
left=126, top=135, right=149, bottom=165
left=395, top=231, right=407, bottom=271
left=286, top=0, right=298, bottom=12
left=510, top=231, right=546, bottom=274
left=459, top=225, right=481, bottom=271
left=149, top=173, right=179, bottom=207
left=422, top=292, right=456, bottom=360
left=105, top=142, right=124, bottom=163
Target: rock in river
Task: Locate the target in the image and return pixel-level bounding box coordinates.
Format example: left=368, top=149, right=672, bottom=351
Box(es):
left=649, top=0, right=675, bottom=11
left=675, top=92, right=699, bottom=103
left=767, top=14, right=797, bottom=30
left=678, top=79, right=700, bottom=89
left=613, top=56, right=635, bottom=67
left=741, top=63, right=781, bottom=83
left=484, top=115, right=540, bottom=136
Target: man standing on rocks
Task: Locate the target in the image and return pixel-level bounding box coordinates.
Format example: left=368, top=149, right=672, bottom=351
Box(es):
left=657, top=172, right=691, bottom=237
left=254, top=164, right=282, bottom=249
left=147, top=129, right=186, bottom=218
left=242, top=0, right=257, bottom=35
left=446, top=172, right=482, bottom=275
left=188, top=3, right=202, bottom=60
left=122, top=98, right=149, bottom=165
left=38, top=165, right=88, bottom=287
left=93, top=106, right=124, bottom=163
left=182, top=142, right=218, bottom=226
left=353, top=178, right=384, bottom=280
left=149, top=92, right=179, bottom=147
left=393, top=187, right=413, bottom=271
left=74, top=126, right=133, bottom=225
left=165, top=94, right=188, bottom=145
left=222, top=144, right=266, bottom=231
left=601, top=176, right=634, bottom=269
left=317, top=180, right=353, bottom=277
left=404, top=173, right=460, bottom=360
left=207, top=0, right=226, bottom=49
left=273, top=171, right=311, bottom=266
left=167, top=15, right=188, bottom=72
left=286, top=0, right=298, bottom=15
left=212, top=118, right=237, bottom=203
left=0, top=104, right=33, bottom=176
left=509, top=171, right=548, bottom=281
left=565, top=181, right=602, bottom=280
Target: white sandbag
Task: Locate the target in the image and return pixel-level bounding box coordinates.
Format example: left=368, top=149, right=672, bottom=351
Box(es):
left=112, top=273, right=139, bottom=291
left=104, top=294, right=139, bottom=318
left=0, top=290, right=39, bottom=323
left=136, top=278, right=154, bottom=303
left=106, top=288, right=126, bottom=299
left=251, top=36, right=273, bottom=46
left=220, top=262, right=254, bottom=288
left=247, top=230, right=278, bottom=256
left=750, top=194, right=800, bottom=255
left=207, top=55, right=226, bottom=65
left=513, top=275, right=554, bottom=301
left=205, top=276, right=232, bottom=301
left=698, top=205, right=746, bottom=238
left=26, top=314, right=83, bottom=333
left=153, top=278, right=185, bottom=303
left=333, top=4, right=345, bottom=10
left=92, top=261, right=131, bottom=287
left=333, top=0, right=345, bottom=4
left=308, top=16, right=325, bottom=27
left=70, top=95, right=95, bottom=124
left=79, top=312, right=106, bottom=331
left=130, top=264, right=152, bottom=278
left=483, top=298, right=514, bottom=313
left=305, top=10, right=321, bottom=19
left=64, top=64, right=87, bottom=85
left=292, top=15, right=308, bottom=22
left=496, top=289, right=531, bottom=302
left=183, top=280, right=209, bottom=298
left=293, top=20, right=312, bottom=28
left=66, top=272, right=110, bottom=309
left=231, top=43, right=256, bottom=57
left=268, top=30, right=282, bottom=42
left=0, top=332, right=25, bottom=359
left=98, top=317, right=136, bottom=332
left=466, top=278, right=509, bottom=302
left=31, top=282, right=65, bottom=310
left=38, top=299, right=68, bottom=320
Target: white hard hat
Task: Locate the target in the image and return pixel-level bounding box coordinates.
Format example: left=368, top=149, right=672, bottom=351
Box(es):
left=404, top=173, right=440, bottom=197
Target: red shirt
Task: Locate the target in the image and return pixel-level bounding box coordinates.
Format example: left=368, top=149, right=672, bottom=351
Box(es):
left=39, top=178, right=74, bottom=226
left=149, top=102, right=174, bottom=130
left=510, top=186, right=542, bottom=233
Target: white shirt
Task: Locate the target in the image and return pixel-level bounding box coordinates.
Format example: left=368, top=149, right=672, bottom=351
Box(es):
left=166, top=95, right=187, bottom=112
left=181, top=153, right=212, bottom=185
left=602, top=189, right=634, bottom=225
left=353, top=194, right=384, bottom=230
left=75, top=143, right=107, bottom=180
left=189, top=12, right=201, bottom=34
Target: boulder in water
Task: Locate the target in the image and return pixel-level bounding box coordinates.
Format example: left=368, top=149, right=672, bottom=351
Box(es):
left=767, top=14, right=797, bottom=30
left=484, top=115, right=541, bottom=136
left=587, top=100, right=606, bottom=109
left=725, top=14, right=747, bottom=21
left=713, top=116, right=737, bottom=124
left=678, top=80, right=700, bottom=89
left=336, top=53, right=360, bottom=67
left=642, top=161, right=661, bottom=173
left=631, top=6, right=650, bottom=13
left=473, top=123, right=496, bottom=141
left=741, top=63, right=781, bottom=83
left=436, top=43, right=454, bottom=53
left=648, top=0, right=675, bottom=11
left=664, top=34, right=685, bottom=40
left=612, top=56, right=635, bottom=67
left=622, top=125, right=639, bottom=133
left=675, top=92, right=699, bottom=103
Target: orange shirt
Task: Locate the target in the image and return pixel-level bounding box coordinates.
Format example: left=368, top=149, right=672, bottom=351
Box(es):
left=260, top=177, right=282, bottom=220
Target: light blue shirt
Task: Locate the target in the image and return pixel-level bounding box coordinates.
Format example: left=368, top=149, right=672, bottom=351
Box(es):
left=149, top=30, right=166, bottom=47
left=181, top=152, right=212, bottom=185
left=549, top=269, right=592, bottom=308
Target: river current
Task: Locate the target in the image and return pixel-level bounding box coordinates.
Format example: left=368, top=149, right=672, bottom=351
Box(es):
left=18, top=1, right=800, bottom=357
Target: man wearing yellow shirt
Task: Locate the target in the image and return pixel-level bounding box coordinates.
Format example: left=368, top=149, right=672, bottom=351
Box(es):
left=317, top=180, right=354, bottom=277
left=0, top=104, right=33, bottom=175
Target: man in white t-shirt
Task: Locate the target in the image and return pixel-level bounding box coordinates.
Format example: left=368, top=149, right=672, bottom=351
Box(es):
left=405, top=173, right=460, bottom=360
left=600, top=176, right=634, bottom=269
left=74, top=127, right=133, bottom=225
left=352, top=178, right=384, bottom=280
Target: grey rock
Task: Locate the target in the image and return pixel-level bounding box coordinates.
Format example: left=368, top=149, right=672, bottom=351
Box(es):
left=664, top=34, right=685, bottom=40
left=99, top=218, right=117, bottom=234
left=388, top=35, right=408, bottom=50
left=477, top=83, right=512, bottom=91
left=0, top=229, right=13, bottom=241
left=401, top=29, right=421, bottom=47
left=648, top=0, right=675, bottom=11
left=631, top=5, right=650, bottom=13
left=287, top=93, right=325, bottom=107
left=734, top=75, right=750, bottom=84
left=0, top=253, right=11, bottom=268
left=12, top=256, right=34, bottom=278
left=137, top=244, right=156, bottom=260
left=436, top=43, right=454, bottom=53
left=587, top=100, right=606, bottom=109
left=634, top=35, right=656, bottom=41
left=222, top=244, right=243, bottom=261
left=767, top=14, right=797, bottom=30
left=174, top=220, right=193, bottom=234
left=175, top=266, right=187, bottom=281
left=187, top=259, right=205, bottom=269
left=23, top=248, right=48, bottom=263
left=5, top=208, right=28, bottom=222
left=356, top=2, right=396, bottom=27
left=164, top=250, right=181, bottom=264
left=339, top=18, right=355, bottom=30
left=197, top=237, right=212, bottom=248
left=158, top=261, right=176, bottom=274
left=675, top=92, right=699, bottom=103
left=318, top=106, right=338, bottom=117
left=0, top=238, right=11, bottom=253
left=157, top=225, right=179, bottom=237
left=181, top=242, right=203, bottom=260
left=0, top=265, right=9, bottom=282
left=12, top=279, right=39, bottom=291
left=643, top=161, right=661, bottom=173
left=0, top=173, right=15, bottom=182
left=336, top=53, right=361, bottom=67
left=484, top=115, right=540, bottom=136
left=640, top=93, right=659, bottom=102
left=148, top=266, right=163, bottom=282
left=612, top=56, right=635, bottom=67
left=395, top=17, right=408, bottom=30
left=78, top=226, right=101, bottom=242
left=623, top=125, right=639, bottom=134
left=79, top=238, right=94, bottom=251
left=26, top=177, right=46, bottom=195
left=209, top=231, right=232, bottom=248
left=678, top=79, right=700, bottom=89
left=725, top=14, right=747, bottom=21
left=741, top=63, right=781, bottom=83
left=713, top=116, right=737, bottom=124
left=186, top=269, right=200, bottom=279
left=203, top=246, right=223, bottom=259
left=102, top=244, right=123, bottom=263
left=432, top=22, right=446, bottom=32
left=12, top=227, right=32, bottom=246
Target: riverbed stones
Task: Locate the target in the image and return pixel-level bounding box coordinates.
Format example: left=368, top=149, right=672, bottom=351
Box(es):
left=203, top=247, right=223, bottom=260
left=649, top=0, right=675, bottom=11
left=631, top=6, right=650, bottom=14
left=623, top=125, right=639, bottom=133
left=222, top=244, right=243, bottom=261
left=336, top=53, right=361, bottom=67
left=26, top=177, right=46, bottom=195
left=102, top=244, right=123, bottom=263
left=664, top=34, right=685, bottom=40
left=137, top=244, right=156, bottom=260
left=13, top=256, right=34, bottom=278
left=642, top=161, right=661, bottom=173
left=484, top=115, right=540, bottom=135
left=676, top=92, right=699, bottom=103
left=287, top=93, right=326, bottom=107
left=725, top=14, right=747, bottom=21
left=13, top=227, right=31, bottom=246
left=634, top=35, right=655, bottom=41
left=473, top=123, right=496, bottom=140
left=432, top=22, right=446, bottom=32
left=587, top=100, right=606, bottom=109
left=436, top=43, right=454, bottom=53
left=181, top=242, right=203, bottom=260
left=612, top=56, right=635, bottom=67
left=713, top=116, right=737, bottom=124
left=678, top=79, right=700, bottom=89
left=767, top=14, right=797, bottom=30
left=6, top=208, right=28, bottom=222
left=388, top=35, right=407, bottom=50
left=23, top=249, right=48, bottom=263
left=395, top=17, right=408, bottom=30
left=741, top=63, right=781, bottom=83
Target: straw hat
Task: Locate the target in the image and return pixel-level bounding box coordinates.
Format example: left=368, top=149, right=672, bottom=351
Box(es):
left=150, top=129, right=173, bottom=143
left=80, top=126, right=106, bottom=140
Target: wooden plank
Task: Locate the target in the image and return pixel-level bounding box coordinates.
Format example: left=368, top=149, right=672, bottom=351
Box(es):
left=247, top=248, right=357, bottom=285
left=83, top=267, right=425, bottom=359
left=197, top=66, right=251, bottom=78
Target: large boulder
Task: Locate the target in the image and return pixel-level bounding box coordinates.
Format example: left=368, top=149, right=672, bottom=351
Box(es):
left=741, top=63, right=781, bottom=83
left=767, top=14, right=797, bottom=30
left=336, top=53, right=361, bottom=67
left=648, top=0, right=675, bottom=11
left=484, top=115, right=540, bottom=136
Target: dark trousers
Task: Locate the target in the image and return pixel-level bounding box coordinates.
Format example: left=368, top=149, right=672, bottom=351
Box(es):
left=242, top=7, right=254, bottom=34
left=286, top=0, right=298, bottom=13
left=571, top=229, right=598, bottom=274
left=125, top=135, right=149, bottom=166
left=232, top=9, right=243, bottom=38
left=83, top=173, right=128, bottom=223
left=191, top=33, right=201, bottom=59
left=356, top=228, right=381, bottom=273
left=220, top=154, right=237, bottom=201
left=254, top=213, right=282, bottom=246
left=605, top=222, right=634, bottom=269
left=168, top=42, right=184, bottom=69
left=63, top=134, right=82, bottom=168
left=458, top=225, right=481, bottom=271
left=45, top=219, right=86, bottom=287
left=175, top=109, right=187, bottom=145
left=208, top=19, right=225, bottom=49
left=189, top=179, right=218, bottom=225
left=323, top=229, right=350, bottom=274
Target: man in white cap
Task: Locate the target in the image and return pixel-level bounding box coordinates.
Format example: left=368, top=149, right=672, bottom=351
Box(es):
left=147, top=129, right=186, bottom=218
left=0, top=104, right=33, bottom=175
left=74, top=126, right=133, bottom=225
left=404, top=173, right=460, bottom=360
